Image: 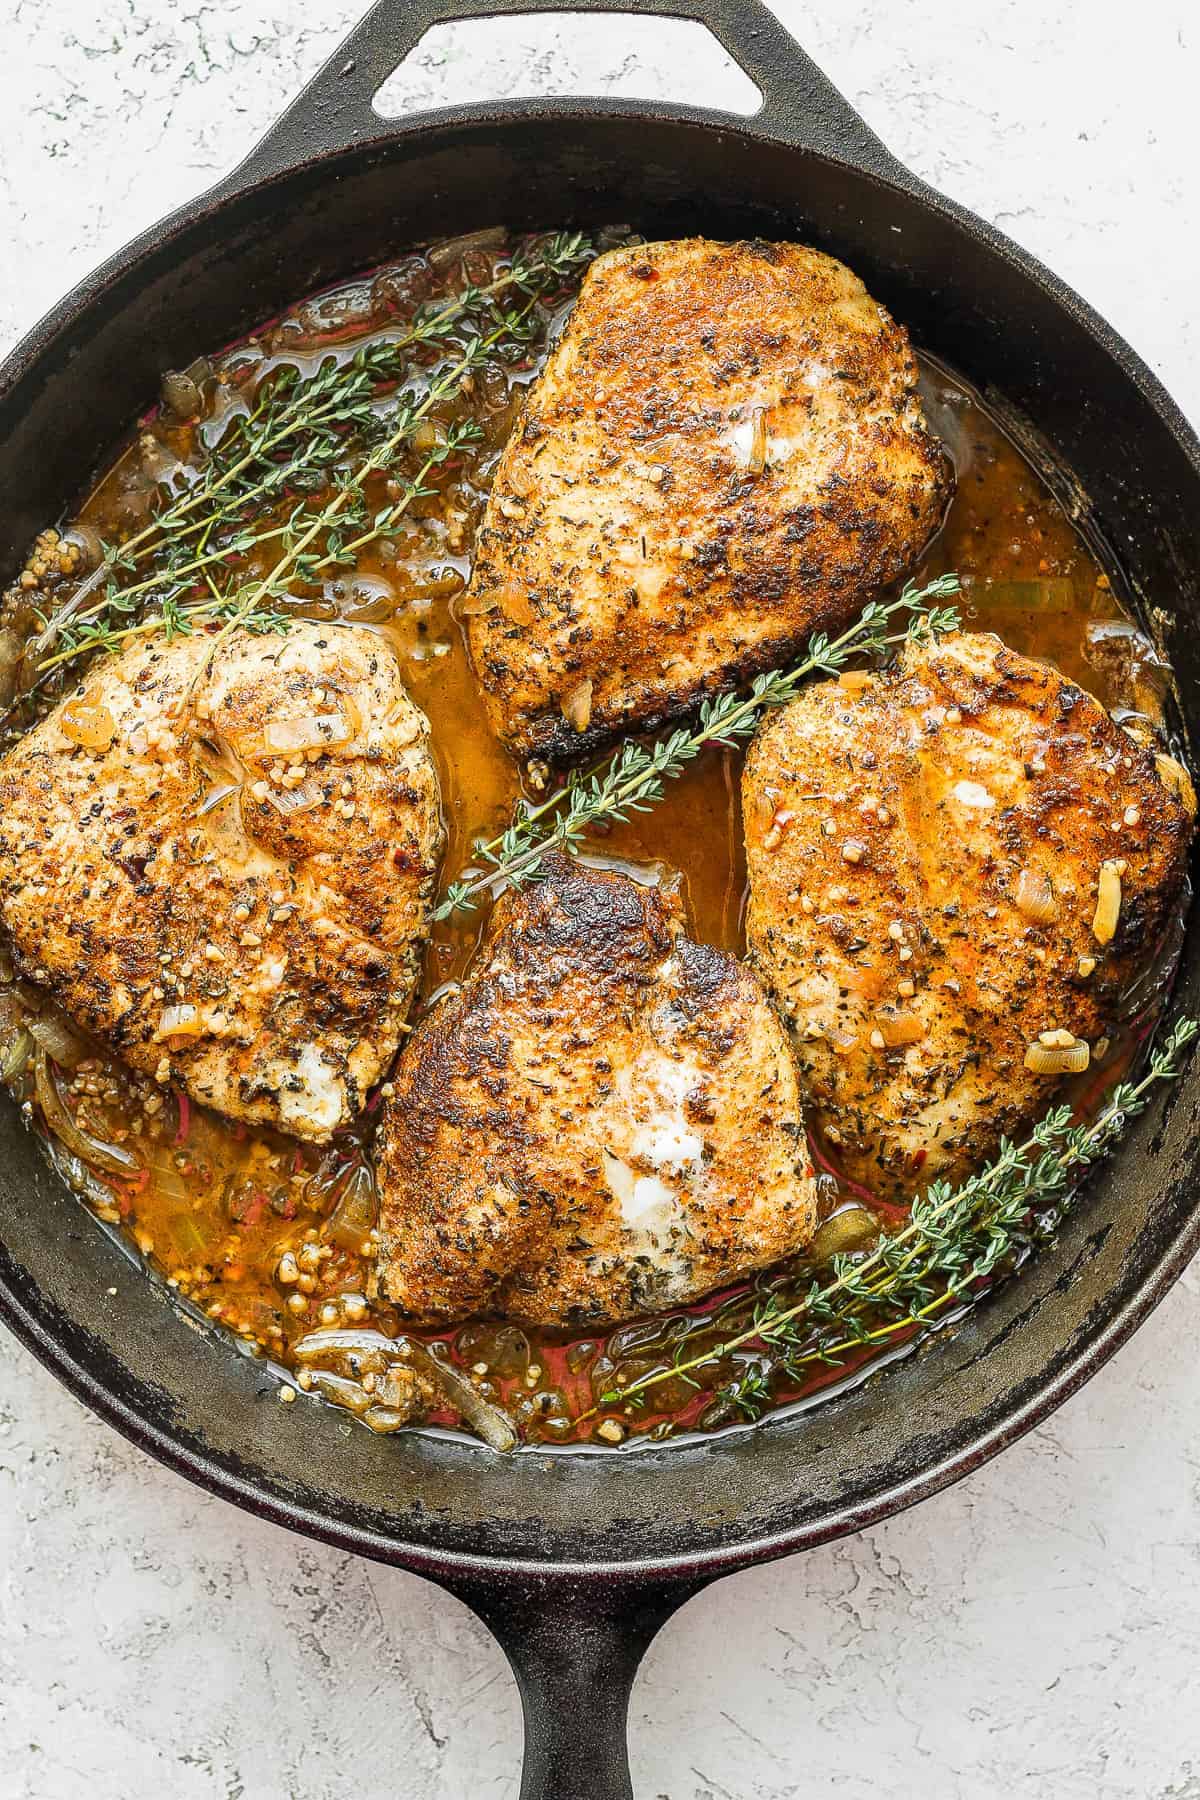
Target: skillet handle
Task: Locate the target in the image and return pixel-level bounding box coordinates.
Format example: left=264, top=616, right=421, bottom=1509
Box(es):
left=440, top=1572, right=701, bottom=1799
left=217, top=0, right=905, bottom=190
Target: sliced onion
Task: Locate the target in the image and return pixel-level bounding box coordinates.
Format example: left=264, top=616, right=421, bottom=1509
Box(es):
left=33, top=1047, right=140, bottom=1176
left=161, top=367, right=203, bottom=420
left=401, top=1338, right=517, bottom=1452
left=167, top=1209, right=220, bottom=1256
left=0, top=626, right=23, bottom=674
left=1156, top=753, right=1196, bottom=815
left=292, top=1327, right=397, bottom=1370
left=1, top=1027, right=32, bottom=1082
left=159, top=1003, right=203, bottom=1039
left=0, top=627, right=22, bottom=707
left=324, top=1163, right=378, bottom=1251
left=363, top=1404, right=411, bottom=1434
left=457, top=589, right=500, bottom=618
left=875, top=1012, right=925, bottom=1048
left=308, top=1369, right=374, bottom=1415
left=263, top=712, right=352, bottom=754
left=60, top=700, right=116, bottom=752
left=808, top=1205, right=879, bottom=1264
left=291, top=1326, right=516, bottom=1449
left=262, top=779, right=326, bottom=818
left=1014, top=867, right=1058, bottom=925
left=27, top=1012, right=89, bottom=1069
left=428, top=227, right=506, bottom=270
left=1025, top=1039, right=1091, bottom=1076
left=561, top=678, right=593, bottom=734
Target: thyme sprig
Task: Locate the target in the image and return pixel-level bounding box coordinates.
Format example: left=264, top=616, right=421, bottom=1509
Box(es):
left=433, top=573, right=963, bottom=921
left=29, top=282, right=556, bottom=691
left=35, top=419, right=485, bottom=674
left=17, top=231, right=592, bottom=701
left=584, top=1015, right=1199, bottom=1426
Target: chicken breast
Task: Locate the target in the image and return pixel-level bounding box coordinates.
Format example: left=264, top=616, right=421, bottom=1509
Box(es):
left=374, top=856, right=817, bottom=1326
left=0, top=623, right=442, bottom=1140
left=465, top=236, right=953, bottom=760
left=743, top=630, right=1194, bottom=1202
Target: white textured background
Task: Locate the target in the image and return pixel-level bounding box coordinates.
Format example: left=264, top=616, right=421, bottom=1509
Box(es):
left=2, top=4, right=1199, bottom=1797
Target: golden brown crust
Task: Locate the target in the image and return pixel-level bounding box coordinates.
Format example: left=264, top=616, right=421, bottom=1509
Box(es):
left=743, top=630, right=1194, bottom=1202
left=0, top=624, right=443, bottom=1139
left=374, top=856, right=817, bottom=1326
left=466, top=237, right=953, bottom=759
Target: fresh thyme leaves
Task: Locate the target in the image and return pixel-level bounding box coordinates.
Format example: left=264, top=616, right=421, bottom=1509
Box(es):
left=582, top=1015, right=1199, bottom=1427
left=15, top=231, right=593, bottom=705
left=433, top=573, right=963, bottom=921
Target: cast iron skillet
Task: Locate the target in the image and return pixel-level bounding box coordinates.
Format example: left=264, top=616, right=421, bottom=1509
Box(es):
left=2, top=1, right=1199, bottom=1793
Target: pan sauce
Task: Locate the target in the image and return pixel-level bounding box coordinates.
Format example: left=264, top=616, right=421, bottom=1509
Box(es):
left=0, top=232, right=1183, bottom=1448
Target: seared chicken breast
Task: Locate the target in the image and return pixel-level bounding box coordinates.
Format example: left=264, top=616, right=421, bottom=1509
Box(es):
left=0, top=624, right=442, bottom=1140
left=374, top=856, right=817, bottom=1326
left=743, top=631, right=1194, bottom=1202
left=466, top=236, right=953, bottom=760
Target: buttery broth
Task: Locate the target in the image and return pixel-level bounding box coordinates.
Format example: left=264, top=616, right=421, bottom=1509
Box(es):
left=0, top=230, right=1181, bottom=1448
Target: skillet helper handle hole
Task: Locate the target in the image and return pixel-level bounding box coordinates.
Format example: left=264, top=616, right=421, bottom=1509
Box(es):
left=215, top=0, right=908, bottom=192
left=439, top=1573, right=701, bottom=1800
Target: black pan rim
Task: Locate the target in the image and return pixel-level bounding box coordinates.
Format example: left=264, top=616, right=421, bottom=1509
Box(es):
left=2, top=101, right=1199, bottom=1583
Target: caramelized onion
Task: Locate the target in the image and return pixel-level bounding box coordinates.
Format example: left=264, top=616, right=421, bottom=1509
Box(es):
left=1014, top=867, right=1058, bottom=925
left=27, top=1013, right=89, bottom=1070
left=808, top=1205, right=879, bottom=1264
left=158, top=1003, right=202, bottom=1039
left=262, top=779, right=326, bottom=818
left=1025, top=1039, right=1090, bottom=1075
left=1, top=1027, right=32, bottom=1082
left=457, top=590, right=501, bottom=618
left=33, top=1048, right=139, bottom=1177
left=1156, top=752, right=1197, bottom=815
left=561, top=679, right=593, bottom=735
left=291, top=1328, right=394, bottom=1377
left=60, top=700, right=116, bottom=752
left=1092, top=860, right=1123, bottom=945
left=263, top=712, right=352, bottom=754
left=875, top=1012, right=925, bottom=1048
left=402, top=1339, right=518, bottom=1453
left=324, top=1163, right=378, bottom=1251
left=308, top=1370, right=374, bottom=1415
left=428, top=227, right=506, bottom=270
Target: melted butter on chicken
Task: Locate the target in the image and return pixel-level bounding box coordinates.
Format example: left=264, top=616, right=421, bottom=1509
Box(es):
left=743, top=630, right=1194, bottom=1202
left=373, top=856, right=817, bottom=1327
left=465, top=236, right=953, bottom=759
left=0, top=623, right=442, bottom=1140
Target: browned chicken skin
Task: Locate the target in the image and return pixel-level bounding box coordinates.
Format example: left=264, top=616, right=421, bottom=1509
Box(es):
left=743, top=631, right=1194, bottom=1202
left=0, top=623, right=443, bottom=1140
left=373, top=857, right=817, bottom=1326
left=465, top=236, right=953, bottom=760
